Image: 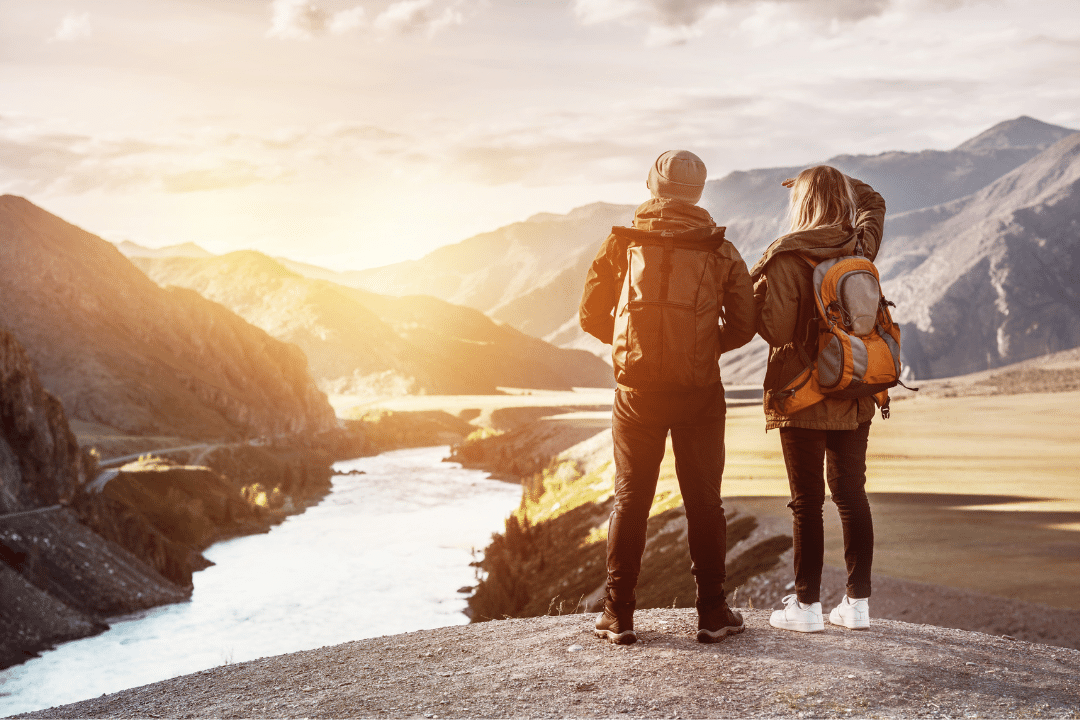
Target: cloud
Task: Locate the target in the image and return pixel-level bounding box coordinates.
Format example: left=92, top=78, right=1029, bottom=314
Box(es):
left=0, top=118, right=412, bottom=198
left=570, top=0, right=986, bottom=44
left=329, top=6, right=368, bottom=34
left=266, top=0, right=328, bottom=40
left=50, top=12, right=92, bottom=42
left=266, top=0, right=471, bottom=40
left=374, top=0, right=465, bottom=37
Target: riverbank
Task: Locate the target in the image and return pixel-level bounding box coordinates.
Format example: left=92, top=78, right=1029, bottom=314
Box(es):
left=1, top=447, right=522, bottom=717
left=1, top=409, right=478, bottom=671
left=16, top=609, right=1080, bottom=719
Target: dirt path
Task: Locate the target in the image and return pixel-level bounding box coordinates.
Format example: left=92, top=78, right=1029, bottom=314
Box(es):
left=16, top=609, right=1079, bottom=719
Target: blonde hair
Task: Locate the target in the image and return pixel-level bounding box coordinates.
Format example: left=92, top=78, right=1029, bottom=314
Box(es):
left=787, top=165, right=857, bottom=233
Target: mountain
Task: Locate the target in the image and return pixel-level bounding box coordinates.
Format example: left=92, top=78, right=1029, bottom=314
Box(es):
left=280, top=117, right=1076, bottom=384
left=132, top=251, right=615, bottom=397
left=279, top=202, right=635, bottom=351
left=699, top=115, right=1078, bottom=263
left=0, top=196, right=337, bottom=441
left=881, top=132, right=1080, bottom=378
left=115, top=240, right=214, bottom=259
left=954, top=115, right=1075, bottom=153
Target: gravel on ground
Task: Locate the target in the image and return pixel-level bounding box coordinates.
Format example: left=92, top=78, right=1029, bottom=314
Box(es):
left=15, top=609, right=1080, bottom=719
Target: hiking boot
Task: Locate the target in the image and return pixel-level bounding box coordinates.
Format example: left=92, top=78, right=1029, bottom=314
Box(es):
left=594, top=599, right=636, bottom=645
left=696, top=601, right=745, bottom=643
left=829, top=595, right=870, bottom=630
left=769, top=593, right=825, bottom=633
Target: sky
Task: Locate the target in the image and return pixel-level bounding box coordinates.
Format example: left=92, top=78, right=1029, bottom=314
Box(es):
left=1, top=0, right=1078, bottom=271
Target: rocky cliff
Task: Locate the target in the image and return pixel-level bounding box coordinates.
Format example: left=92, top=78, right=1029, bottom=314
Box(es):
left=0, top=329, right=188, bottom=668
left=131, top=250, right=614, bottom=396
left=882, top=132, right=1080, bottom=378
left=0, top=195, right=338, bottom=441
left=451, top=419, right=792, bottom=622
left=0, top=332, right=86, bottom=515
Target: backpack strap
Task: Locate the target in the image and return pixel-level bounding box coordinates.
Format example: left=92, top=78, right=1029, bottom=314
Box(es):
left=658, top=234, right=675, bottom=302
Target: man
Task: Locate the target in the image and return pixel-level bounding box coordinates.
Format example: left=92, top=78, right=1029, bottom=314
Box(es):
left=579, top=149, right=756, bottom=644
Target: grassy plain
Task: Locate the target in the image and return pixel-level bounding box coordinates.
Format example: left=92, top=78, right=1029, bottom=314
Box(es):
left=356, top=388, right=1080, bottom=610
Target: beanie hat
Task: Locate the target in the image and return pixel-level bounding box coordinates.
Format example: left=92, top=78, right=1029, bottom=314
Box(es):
left=647, top=150, right=707, bottom=204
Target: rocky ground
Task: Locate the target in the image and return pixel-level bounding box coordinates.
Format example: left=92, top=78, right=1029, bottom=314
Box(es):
left=891, top=347, right=1080, bottom=399
left=15, top=609, right=1080, bottom=719
left=731, top=514, right=1080, bottom=652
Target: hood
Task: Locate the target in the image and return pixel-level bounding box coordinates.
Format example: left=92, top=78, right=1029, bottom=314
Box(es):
left=749, top=224, right=860, bottom=280
left=632, top=197, right=715, bottom=232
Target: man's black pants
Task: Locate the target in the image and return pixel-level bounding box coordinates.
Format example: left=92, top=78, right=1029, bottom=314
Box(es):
left=606, top=382, right=728, bottom=607
left=778, top=420, right=874, bottom=604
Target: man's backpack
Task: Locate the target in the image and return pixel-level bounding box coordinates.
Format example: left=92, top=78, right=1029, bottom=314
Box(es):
left=610, top=226, right=727, bottom=391
left=771, top=254, right=906, bottom=418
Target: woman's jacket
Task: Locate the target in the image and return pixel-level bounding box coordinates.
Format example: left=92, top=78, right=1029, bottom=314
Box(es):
left=750, top=179, right=887, bottom=431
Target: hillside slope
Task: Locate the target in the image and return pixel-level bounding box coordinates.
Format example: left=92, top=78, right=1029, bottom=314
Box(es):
left=133, top=251, right=615, bottom=396
left=881, top=132, right=1080, bottom=378
left=0, top=196, right=337, bottom=441
left=281, top=202, right=636, bottom=347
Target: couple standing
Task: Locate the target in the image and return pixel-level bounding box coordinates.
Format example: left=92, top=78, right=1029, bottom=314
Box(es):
left=579, top=150, right=886, bottom=644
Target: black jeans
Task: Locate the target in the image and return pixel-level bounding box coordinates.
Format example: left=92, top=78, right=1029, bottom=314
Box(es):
left=778, top=421, right=873, bottom=604
left=606, top=382, right=727, bottom=607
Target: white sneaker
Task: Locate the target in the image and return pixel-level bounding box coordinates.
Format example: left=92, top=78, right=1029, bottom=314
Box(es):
left=769, top=594, right=825, bottom=632
left=829, top=596, right=870, bottom=630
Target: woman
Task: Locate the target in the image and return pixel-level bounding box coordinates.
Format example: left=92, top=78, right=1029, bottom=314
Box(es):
left=750, top=166, right=886, bottom=632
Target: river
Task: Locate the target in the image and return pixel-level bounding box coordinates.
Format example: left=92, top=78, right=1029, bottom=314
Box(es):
left=0, top=446, right=522, bottom=716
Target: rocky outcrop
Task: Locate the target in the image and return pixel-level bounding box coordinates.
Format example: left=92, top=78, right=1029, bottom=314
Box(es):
left=23, top=609, right=1080, bottom=720
left=0, top=329, right=189, bottom=667
left=0, top=195, right=338, bottom=441
left=0, top=331, right=88, bottom=515
left=447, top=412, right=612, bottom=480
left=0, top=508, right=188, bottom=669
left=456, top=418, right=792, bottom=622
left=0, top=325, right=346, bottom=669
left=0, top=562, right=106, bottom=671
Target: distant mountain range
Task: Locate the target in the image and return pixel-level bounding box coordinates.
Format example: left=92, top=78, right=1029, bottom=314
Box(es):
left=130, top=251, right=614, bottom=398
left=115, top=240, right=213, bottom=259
left=880, top=131, right=1080, bottom=378
left=0, top=196, right=338, bottom=441
left=270, top=115, right=1077, bottom=383
left=274, top=203, right=635, bottom=360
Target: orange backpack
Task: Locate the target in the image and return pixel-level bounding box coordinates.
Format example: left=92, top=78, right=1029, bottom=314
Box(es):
left=771, top=254, right=906, bottom=418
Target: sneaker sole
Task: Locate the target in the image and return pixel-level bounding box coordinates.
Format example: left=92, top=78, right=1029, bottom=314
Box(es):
left=829, top=610, right=869, bottom=630
left=769, top=617, right=825, bottom=633
left=696, top=624, right=745, bottom=644
left=594, top=628, right=637, bottom=645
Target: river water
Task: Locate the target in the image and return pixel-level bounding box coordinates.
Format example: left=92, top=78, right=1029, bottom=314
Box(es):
left=0, top=447, right=522, bottom=716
